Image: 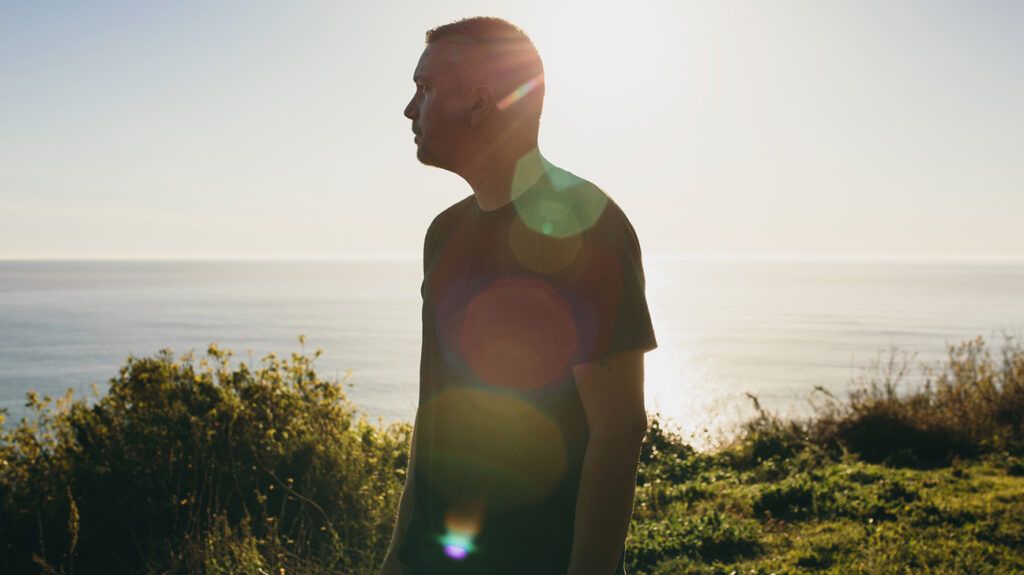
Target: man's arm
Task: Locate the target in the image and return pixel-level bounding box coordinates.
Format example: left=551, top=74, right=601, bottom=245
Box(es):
left=565, top=350, right=648, bottom=575
left=380, top=409, right=420, bottom=571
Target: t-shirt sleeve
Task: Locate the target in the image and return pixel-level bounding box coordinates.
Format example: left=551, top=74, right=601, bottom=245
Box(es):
left=570, top=203, right=658, bottom=366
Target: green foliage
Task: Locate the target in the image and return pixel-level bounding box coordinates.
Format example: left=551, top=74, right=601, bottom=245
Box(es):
left=628, top=507, right=762, bottom=568
left=638, top=414, right=701, bottom=484
left=812, top=336, right=1024, bottom=466
left=727, top=393, right=814, bottom=470
left=999, top=453, right=1024, bottom=477
left=624, top=337, right=1024, bottom=574
left=0, top=339, right=409, bottom=575
left=3, top=335, right=1024, bottom=574
left=629, top=440, right=1024, bottom=574
left=721, top=337, right=1024, bottom=470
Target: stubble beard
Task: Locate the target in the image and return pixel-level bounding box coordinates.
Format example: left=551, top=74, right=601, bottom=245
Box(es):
left=415, top=139, right=447, bottom=170
left=416, top=144, right=435, bottom=166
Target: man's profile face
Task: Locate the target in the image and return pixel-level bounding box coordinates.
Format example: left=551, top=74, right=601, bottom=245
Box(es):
left=404, top=40, right=471, bottom=170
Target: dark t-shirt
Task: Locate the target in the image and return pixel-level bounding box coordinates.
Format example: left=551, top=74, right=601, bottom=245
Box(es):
left=397, top=166, right=657, bottom=575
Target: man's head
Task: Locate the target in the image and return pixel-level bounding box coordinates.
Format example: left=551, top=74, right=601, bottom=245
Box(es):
left=404, top=17, right=545, bottom=172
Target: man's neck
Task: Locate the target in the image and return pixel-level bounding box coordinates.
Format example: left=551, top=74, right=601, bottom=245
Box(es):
left=463, top=146, right=550, bottom=212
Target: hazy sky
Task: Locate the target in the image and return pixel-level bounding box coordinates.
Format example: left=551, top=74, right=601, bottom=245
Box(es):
left=2, top=0, right=1022, bottom=259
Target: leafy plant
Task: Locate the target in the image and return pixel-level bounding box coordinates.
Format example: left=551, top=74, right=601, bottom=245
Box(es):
left=0, top=338, right=409, bottom=575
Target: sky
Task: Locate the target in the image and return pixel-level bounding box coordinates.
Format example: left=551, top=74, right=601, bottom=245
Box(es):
left=2, top=0, right=1022, bottom=260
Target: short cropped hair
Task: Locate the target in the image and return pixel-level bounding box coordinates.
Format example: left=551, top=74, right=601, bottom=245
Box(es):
left=426, top=17, right=545, bottom=125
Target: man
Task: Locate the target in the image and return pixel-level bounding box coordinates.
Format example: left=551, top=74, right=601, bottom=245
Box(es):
left=379, top=17, right=657, bottom=575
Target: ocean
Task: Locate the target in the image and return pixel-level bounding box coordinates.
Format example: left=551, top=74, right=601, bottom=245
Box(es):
left=2, top=257, right=1023, bottom=443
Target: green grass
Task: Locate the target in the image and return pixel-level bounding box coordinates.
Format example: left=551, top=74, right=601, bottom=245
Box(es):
left=1, top=336, right=1022, bottom=574
left=629, top=335, right=1024, bottom=574
left=631, top=439, right=1024, bottom=574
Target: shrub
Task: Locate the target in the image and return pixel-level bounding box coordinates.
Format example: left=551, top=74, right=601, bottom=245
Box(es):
left=723, top=337, right=1024, bottom=468
left=0, top=339, right=410, bottom=575
left=638, top=415, right=702, bottom=484
left=811, top=337, right=1024, bottom=466
left=724, top=393, right=812, bottom=470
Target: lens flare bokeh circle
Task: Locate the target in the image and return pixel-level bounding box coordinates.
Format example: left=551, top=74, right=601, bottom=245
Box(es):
left=512, top=168, right=608, bottom=239
left=459, top=278, right=577, bottom=391
left=423, top=387, right=568, bottom=510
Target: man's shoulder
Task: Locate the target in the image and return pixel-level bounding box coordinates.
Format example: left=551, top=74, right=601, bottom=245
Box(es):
left=426, top=194, right=476, bottom=237
left=542, top=165, right=604, bottom=201
left=536, top=166, right=637, bottom=243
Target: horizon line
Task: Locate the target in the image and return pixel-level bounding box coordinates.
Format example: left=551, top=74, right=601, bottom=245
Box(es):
left=2, top=252, right=1024, bottom=264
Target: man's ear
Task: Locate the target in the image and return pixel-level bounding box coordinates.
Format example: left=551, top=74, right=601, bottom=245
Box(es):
left=468, top=84, right=495, bottom=127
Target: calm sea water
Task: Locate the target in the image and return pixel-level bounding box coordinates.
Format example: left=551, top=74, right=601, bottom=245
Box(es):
left=2, top=258, right=1023, bottom=443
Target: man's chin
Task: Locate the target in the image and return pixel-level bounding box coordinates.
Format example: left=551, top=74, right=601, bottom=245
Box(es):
left=416, top=147, right=440, bottom=168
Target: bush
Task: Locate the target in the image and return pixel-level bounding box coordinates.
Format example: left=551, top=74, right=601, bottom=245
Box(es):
left=726, top=393, right=813, bottom=470
left=0, top=339, right=410, bottom=575
left=638, top=415, right=701, bottom=484
left=812, top=337, right=1024, bottom=466
left=722, top=337, right=1024, bottom=469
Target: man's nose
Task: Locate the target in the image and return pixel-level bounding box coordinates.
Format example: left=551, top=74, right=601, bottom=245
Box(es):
left=404, top=96, right=417, bottom=120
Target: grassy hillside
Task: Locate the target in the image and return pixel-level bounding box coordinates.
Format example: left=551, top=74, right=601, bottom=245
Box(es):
left=630, top=420, right=1024, bottom=574
left=2, top=336, right=1022, bottom=574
